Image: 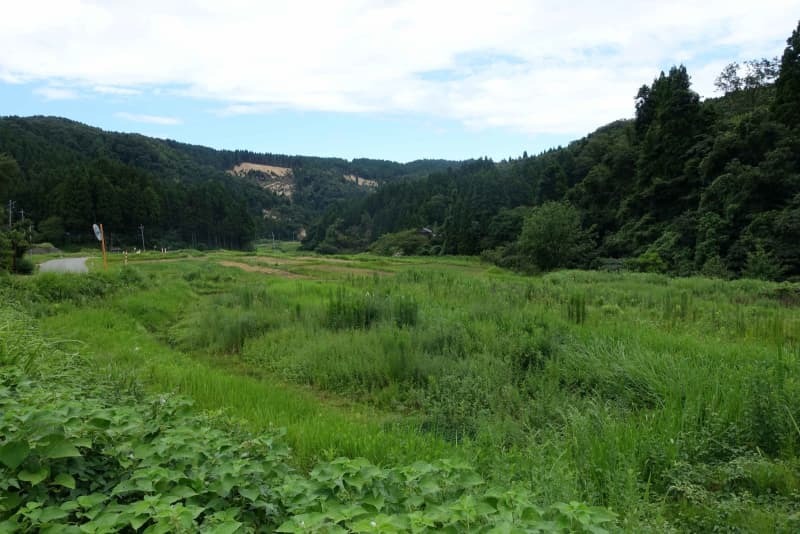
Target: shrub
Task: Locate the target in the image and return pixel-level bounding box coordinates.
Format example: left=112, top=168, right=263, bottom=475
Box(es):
left=742, top=244, right=785, bottom=281
left=701, top=255, right=732, bottom=279
left=370, top=229, right=431, bottom=256
left=627, top=250, right=668, bottom=273
left=14, top=256, right=35, bottom=275
left=517, top=201, right=595, bottom=271
left=480, top=243, right=532, bottom=272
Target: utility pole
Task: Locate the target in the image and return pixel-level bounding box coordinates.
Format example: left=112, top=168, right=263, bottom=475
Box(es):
left=139, top=224, right=145, bottom=251
left=7, top=200, right=14, bottom=228
left=19, top=208, right=24, bottom=221
left=100, top=224, right=108, bottom=271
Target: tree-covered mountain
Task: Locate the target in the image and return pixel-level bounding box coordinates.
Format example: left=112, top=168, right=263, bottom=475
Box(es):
left=0, top=116, right=459, bottom=260
left=304, top=21, right=800, bottom=280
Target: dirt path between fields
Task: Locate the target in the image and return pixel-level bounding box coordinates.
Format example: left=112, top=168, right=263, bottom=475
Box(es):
left=217, top=260, right=309, bottom=279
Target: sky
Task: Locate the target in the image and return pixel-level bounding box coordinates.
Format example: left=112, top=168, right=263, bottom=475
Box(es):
left=0, top=1, right=798, bottom=163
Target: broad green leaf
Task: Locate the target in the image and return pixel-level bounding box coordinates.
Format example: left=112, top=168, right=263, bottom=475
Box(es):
left=77, top=493, right=107, bottom=509
left=166, top=485, right=197, bottom=501
left=0, top=493, right=22, bottom=513
left=458, top=471, right=484, bottom=488
left=42, top=438, right=81, bottom=459
left=38, top=505, right=69, bottom=522
left=203, top=520, right=242, bottom=534
left=130, top=514, right=150, bottom=530
left=418, top=479, right=441, bottom=496
left=349, top=513, right=409, bottom=532
left=60, top=500, right=80, bottom=512
left=0, top=440, right=30, bottom=469
left=361, top=494, right=385, bottom=511
left=40, top=525, right=81, bottom=534
left=88, top=417, right=111, bottom=429
left=238, top=486, right=259, bottom=502
left=143, top=521, right=173, bottom=534
left=53, top=473, right=76, bottom=489
left=85, top=512, right=123, bottom=531
left=19, top=467, right=49, bottom=486
left=486, top=522, right=516, bottom=534
left=72, top=437, right=92, bottom=449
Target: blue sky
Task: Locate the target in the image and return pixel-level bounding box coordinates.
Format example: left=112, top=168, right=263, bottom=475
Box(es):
left=1, top=1, right=797, bottom=163
left=0, top=80, right=571, bottom=162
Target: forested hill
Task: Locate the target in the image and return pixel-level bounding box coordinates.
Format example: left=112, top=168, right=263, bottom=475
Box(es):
left=304, top=21, right=800, bottom=280
left=0, top=116, right=459, bottom=250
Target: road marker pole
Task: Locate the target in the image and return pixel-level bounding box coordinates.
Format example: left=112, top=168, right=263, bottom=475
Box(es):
left=100, top=224, right=108, bottom=271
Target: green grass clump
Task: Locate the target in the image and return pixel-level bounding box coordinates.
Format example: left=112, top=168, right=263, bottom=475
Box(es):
left=325, top=288, right=384, bottom=329
left=0, top=266, right=146, bottom=307
left=324, top=288, right=419, bottom=330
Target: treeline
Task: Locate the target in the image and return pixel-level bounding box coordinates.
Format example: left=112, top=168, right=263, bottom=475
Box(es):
left=305, top=21, right=800, bottom=280
left=0, top=116, right=459, bottom=269
left=0, top=117, right=274, bottom=254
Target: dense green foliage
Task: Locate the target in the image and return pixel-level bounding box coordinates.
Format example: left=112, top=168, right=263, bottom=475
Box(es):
left=0, top=116, right=458, bottom=262
left=306, top=21, right=800, bottom=280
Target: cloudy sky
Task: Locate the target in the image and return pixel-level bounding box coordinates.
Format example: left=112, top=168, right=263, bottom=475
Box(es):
left=1, top=1, right=797, bottom=161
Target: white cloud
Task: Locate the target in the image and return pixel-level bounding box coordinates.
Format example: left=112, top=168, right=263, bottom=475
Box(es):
left=114, top=112, right=182, bottom=125
left=33, top=86, right=79, bottom=100
left=93, top=85, right=141, bottom=96
left=2, top=1, right=798, bottom=136
left=211, top=103, right=280, bottom=117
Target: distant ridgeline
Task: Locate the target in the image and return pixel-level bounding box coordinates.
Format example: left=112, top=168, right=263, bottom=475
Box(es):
left=305, top=21, right=800, bottom=280
left=0, top=116, right=459, bottom=253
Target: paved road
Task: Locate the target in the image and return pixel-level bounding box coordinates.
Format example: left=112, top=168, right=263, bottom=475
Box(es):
left=39, top=257, right=89, bottom=274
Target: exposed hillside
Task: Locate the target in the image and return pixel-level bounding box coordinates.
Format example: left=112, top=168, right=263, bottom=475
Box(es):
left=0, top=116, right=460, bottom=254
left=305, top=21, right=800, bottom=280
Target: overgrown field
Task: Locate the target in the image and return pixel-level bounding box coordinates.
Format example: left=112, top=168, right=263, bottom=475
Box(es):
left=3, top=248, right=800, bottom=531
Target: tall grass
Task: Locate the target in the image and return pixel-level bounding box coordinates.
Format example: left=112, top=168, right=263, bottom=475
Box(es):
left=324, top=288, right=419, bottom=329
left=30, top=255, right=800, bottom=531
left=40, top=303, right=457, bottom=470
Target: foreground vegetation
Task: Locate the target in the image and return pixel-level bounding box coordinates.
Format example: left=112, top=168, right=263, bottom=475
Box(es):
left=2, top=248, right=800, bottom=531
left=0, top=266, right=616, bottom=532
